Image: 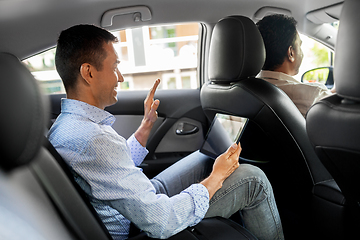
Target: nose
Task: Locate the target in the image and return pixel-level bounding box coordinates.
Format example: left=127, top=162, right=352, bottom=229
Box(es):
left=116, top=68, right=124, bottom=82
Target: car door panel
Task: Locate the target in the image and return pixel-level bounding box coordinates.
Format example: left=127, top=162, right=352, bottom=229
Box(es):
left=111, top=89, right=207, bottom=177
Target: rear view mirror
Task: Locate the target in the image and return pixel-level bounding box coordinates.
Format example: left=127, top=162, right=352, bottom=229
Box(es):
left=301, top=67, right=334, bottom=89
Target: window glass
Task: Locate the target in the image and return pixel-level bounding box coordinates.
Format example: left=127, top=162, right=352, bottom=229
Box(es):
left=23, top=23, right=200, bottom=94
left=296, top=21, right=338, bottom=82
left=115, top=23, right=199, bottom=91
left=22, top=48, right=64, bottom=94
left=296, top=33, right=334, bottom=82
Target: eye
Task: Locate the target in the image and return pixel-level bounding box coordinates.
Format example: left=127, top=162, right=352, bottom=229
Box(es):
left=114, top=62, right=120, bottom=71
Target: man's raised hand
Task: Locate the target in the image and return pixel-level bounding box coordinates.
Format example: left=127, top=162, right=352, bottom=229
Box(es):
left=134, top=79, right=161, bottom=147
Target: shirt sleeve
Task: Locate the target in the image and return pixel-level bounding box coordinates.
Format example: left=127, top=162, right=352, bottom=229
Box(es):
left=312, top=84, right=333, bottom=103
left=127, top=134, right=149, bottom=166
left=109, top=183, right=209, bottom=239
left=182, top=184, right=209, bottom=226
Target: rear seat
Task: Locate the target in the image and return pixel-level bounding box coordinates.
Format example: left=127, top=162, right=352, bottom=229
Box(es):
left=0, top=51, right=258, bottom=240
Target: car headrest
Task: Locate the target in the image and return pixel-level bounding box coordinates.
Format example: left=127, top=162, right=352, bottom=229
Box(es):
left=208, top=15, right=265, bottom=84
left=334, top=0, right=360, bottom=101
left=0, top=53, right=48, bottom=171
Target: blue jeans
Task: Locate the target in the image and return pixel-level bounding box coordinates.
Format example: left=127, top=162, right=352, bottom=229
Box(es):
left=150, top=151, right=284, bottom=240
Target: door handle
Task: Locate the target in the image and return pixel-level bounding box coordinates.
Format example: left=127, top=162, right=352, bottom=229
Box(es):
left=175, top=122, right=199, bottom=135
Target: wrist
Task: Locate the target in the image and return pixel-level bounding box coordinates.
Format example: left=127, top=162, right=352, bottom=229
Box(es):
left=200, top=174, right=224, bottom=199
left=134, top=119, right=154, bottom=147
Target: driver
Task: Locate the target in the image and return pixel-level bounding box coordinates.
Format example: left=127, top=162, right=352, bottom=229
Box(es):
left=256, top=14, right=335, bottom=117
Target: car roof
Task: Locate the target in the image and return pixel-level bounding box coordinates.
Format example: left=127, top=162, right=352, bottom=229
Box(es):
left=0, top=0, right=343, bottom=59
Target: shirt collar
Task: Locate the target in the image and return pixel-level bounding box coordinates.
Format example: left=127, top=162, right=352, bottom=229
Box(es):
left=258, top=70, right=301, bottom=83
left=61, top=98, right=116, bottom=126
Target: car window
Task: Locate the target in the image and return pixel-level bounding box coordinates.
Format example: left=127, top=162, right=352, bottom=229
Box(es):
left=23, top=22, right=200, bottom=94
left=296, top=33, right=334, bottom=82
left=296, top=22, right=339, bottom=82
left=23, top=48, right=61, bottom=94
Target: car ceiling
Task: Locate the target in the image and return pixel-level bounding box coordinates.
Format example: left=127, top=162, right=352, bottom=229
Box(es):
left=0, top=0, right=343, bottom=60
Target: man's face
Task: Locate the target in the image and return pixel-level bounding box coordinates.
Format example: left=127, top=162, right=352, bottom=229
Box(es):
left=92, top=42, right=124, bottom=109
left=292, top=32, right=304, bottom=75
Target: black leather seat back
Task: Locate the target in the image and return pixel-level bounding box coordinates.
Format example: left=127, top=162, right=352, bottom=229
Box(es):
left=307, top=0, right=360, bottom=207
left=201, top=15, right=332, bottom=237
left=0, top=52, right=112, bottom=240
left=0, top=52, right=47, bottom=170
left=0, top=52, right=76, bottom=239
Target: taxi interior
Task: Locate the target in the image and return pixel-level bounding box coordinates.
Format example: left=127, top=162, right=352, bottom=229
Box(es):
left=1, top=0, right=359, bottom=239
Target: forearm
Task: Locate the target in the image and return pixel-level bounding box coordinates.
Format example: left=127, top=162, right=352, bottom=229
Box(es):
left=200, top=174, right=223, bottom=199
left=134, top=119, right=154, bottom=147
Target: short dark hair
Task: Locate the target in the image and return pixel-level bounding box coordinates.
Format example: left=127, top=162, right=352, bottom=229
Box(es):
left=256, top=14, right=298, bottom=71
left=55, top=24, right=118, bottom=91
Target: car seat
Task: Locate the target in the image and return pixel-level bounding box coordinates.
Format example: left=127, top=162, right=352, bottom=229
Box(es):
left=200, top=15, right=334, bottom=238
left=306, top=0, right=360, bottom=238
left=0, top=52, right=114, bottom=240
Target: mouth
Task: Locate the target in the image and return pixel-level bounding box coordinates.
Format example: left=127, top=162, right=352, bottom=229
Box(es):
left=113, top=85, right=118, bottom=96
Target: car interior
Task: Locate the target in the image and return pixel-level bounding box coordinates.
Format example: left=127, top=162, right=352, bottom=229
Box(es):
left=1, top=0, right=358, bottom=239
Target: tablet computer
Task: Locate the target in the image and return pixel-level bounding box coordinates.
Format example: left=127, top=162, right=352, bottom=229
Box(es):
left=200, top=113, right=248, bottom=159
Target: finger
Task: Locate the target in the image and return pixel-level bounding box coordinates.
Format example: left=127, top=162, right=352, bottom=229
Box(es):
left=147, top=100, right=159, bottom=114
left=151, top=99, right=160, bottom=112
left=226, top=161, right=240, bottom=176
left=226, top=143, right=241, bottom=165
left=231, top=161, right=240, bottom=171
left=224, top=142, right=238, bottom=158
left=234, top=142, right=242, bottom=157
left=144, top=80, right=160, bottom=112
left=147, top=79, right=160, bottom=100
left=148, top=110, right=158, bottom=123
left=147, top=103, right=159, bottom=123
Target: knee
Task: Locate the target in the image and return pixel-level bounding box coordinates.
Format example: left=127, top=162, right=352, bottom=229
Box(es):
left=239, top=164, right=266, bottom=178
left=231, top=164, right=271, bottom=188
left=221, top=164, right=274, bottom=208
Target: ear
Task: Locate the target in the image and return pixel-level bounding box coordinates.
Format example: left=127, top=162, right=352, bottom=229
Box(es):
left=80, top=63, right=94, bottom=85
left=287, top=46, right=295, bottom=63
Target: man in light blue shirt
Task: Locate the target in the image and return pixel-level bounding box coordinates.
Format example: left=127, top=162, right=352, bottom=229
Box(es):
left=48, top=24, right=284, bottom=240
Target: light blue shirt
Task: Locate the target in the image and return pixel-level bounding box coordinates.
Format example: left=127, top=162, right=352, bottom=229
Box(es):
left=47, top=99, right=209, bottom=239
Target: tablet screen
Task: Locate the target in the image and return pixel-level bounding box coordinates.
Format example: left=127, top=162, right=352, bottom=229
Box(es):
left=200, top=113, right=248, bottom=159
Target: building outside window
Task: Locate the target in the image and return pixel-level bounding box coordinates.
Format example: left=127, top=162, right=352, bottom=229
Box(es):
left=23, top=23, right=200, bottom=94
